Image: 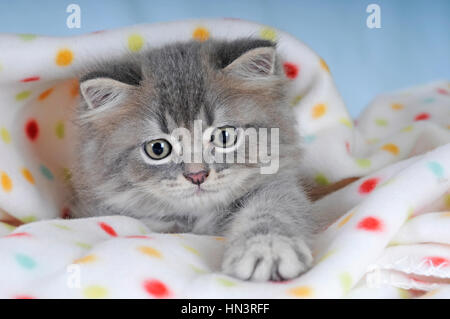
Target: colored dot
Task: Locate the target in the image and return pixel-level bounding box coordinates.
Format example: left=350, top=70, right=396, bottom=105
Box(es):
left=314, top=173, right=329, bottom=186
left=1, top=172, right=12, bottom=192
left=38, top=88, right=53, bottom=101
left=55, top=121, right=65, bottom=139
left=402, top=125, right=414, bottom=132
left=414, top=112, right=430, bottom=121
left=128, top=34, right=145, bottom=52
left=391, top=103, right=404, bottom=110
left=339, top=117, right=353, bottom=128
left=318, top=249, right=336, bottom=263
left=1, top=128, right=11, bottom=144
left=355, top=158, right=371, bottom=168
left=25, top=119, right=39, bottom=141
left=311, top=103, right=327, bottom=119
left=260, top=27, right=277, bottom=41
left=359, top=178, right=379, bottom=194
left=192, top=27, right=210, bottom=42
left=15, top=90, right=32, bottom=101
left=40, top=165, right=54, bottom=181
left=304, top=135, right=316, bottom=144
left=182, top=244, right=200, bottom=255
left=143, top=279, right=170, bottom=298
left=437, top=88, right=449, bottom=95
left=444, top=194, right=450, bottom=209
left=291, top=95, right=303, bottom=106
left=52, top=223, right=71, bottom=230
left=337, top=211, right=355, bottom=228
left=427, top=161, right=444, bottom=179
left=20, top=76, right=40, bottom=83
left=21, top=168, right=35, bottom=184
left=126, top=235, right=151, bottom=239
left=381, top=143, right=399, bottom=156
left=74, top=254, right=97, bottom=264
left=20, top=215, right=37, bottom=223
left=283, top=62, right=299, bottom=79
left=55, top=49, right=74, bottom=66
left=319, top=58, right=330, bottom=72
left=423, top=256, right=449, bottom=267
left=288, top=286, right=313, bottom=298
left=366, top=138, right=380, bottom=144
left=19, top=34, right=36, bottom=41
left=375, top=118, right=388, bottom=126
left=75, top=242, right=92, bottom=249
left=138, top=246, right=162, bottom=258
left=14, top=295, right=35, bottom=299
left=83, top=285, right=108, bottom=299
left=357, top=216, right=383, bottom=232
left=61, top=207, right=71, bottom=219
left=15, top=253, right=36, bottom=269
left=98, top=222, right=117, bottom=237
left=5, top=232, right=31, bottom=238
left=216, top=277, right=236, bottom=287
left=339, top=272, right=352, bottom=293
left=70, top=80, right=79, bottom=97
left=422, top=97, right=435, bottom=104
left=62, top=168, right=72, bottom=181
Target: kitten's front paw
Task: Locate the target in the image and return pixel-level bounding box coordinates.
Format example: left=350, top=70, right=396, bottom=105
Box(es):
left=222, top=234, right=313, bottom=282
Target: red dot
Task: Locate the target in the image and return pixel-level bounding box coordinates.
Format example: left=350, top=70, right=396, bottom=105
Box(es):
left=345, top=141, right=350, bottom=153
left=5, top=232, right=31, bottom=238
left=437, top=88, right=448, bottom=95
left=125, top=235, right=152, bottom=239
left=357, top=216, right=383, bottom=231
left=61, top=207, right=71, bottom=219
left=20, top=76, right=40, bottom=83
left=98, top=222, right=117, bottom=237
left=423, top=256, right=449, bottom=267
left=143, top=279, right=170, bottom=298
left=14, top=295, right=35, bottom=299
left=283, top=62, right=299, bottom=79
left=25, top=119, right=39, bottom=141
left=358, top=178, right=379, bottom=194
left=414, top=112, right=430, bottom=121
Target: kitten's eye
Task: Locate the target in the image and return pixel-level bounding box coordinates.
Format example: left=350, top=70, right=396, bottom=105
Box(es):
left=211, top=126, right=237, bottom=148
left=144, top=139, right=172, bottom=160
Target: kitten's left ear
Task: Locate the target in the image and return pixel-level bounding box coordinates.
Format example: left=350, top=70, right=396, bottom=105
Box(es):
left=80, top=78, right=133, bottom=111
left=224, top=47, right=277, bottom=79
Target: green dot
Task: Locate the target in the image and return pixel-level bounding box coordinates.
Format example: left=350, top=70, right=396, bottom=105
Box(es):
left=55, top=121, right=65, bottom=139
left=15, top=90, right=32, bottom=101
left=40, top=165, right=54, bottom=181
left=52, top=224, right=71, bottom=231
left=375, top=118, right=388, bottom=127
left=216, top=277, right=236, bottom=287
left=20, top=215, right=37, bottom=223
left=15, top=253, right=36, bottom=269
left=19, top=34, right=37, bottom=41
left=314, top=173, right=329, bottom=186
left=75, top=242, right=92, bottom=249
left=355, top=158, right=371, bottom=168
left=189, top=264, right=207, bottom=274
left=339, top=272, right=352, bottom=293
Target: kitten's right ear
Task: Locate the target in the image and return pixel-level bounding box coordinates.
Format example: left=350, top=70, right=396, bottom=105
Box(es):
left=80, top=78, right=133, bottom=111
left=224, top=47, right=277, bottom=79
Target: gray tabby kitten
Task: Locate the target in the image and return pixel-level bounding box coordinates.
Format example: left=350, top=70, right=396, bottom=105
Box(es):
left=71, top=38, right=316, bottom=281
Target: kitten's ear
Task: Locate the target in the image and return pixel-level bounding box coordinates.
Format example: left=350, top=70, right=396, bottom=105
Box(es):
left=80, top=78, right=133, bottom=110
left=224, top=47, right=276, bottom=79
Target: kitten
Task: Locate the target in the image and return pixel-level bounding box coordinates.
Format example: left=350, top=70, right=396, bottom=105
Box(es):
left=70, top=38, right=316, bottom=281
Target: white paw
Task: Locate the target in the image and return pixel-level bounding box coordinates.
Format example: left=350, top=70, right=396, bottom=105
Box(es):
left=222, top=234, right=313, bottom=282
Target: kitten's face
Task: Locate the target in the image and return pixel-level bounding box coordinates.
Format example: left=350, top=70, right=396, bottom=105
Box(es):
left=76, top=40, right=297, bottom=213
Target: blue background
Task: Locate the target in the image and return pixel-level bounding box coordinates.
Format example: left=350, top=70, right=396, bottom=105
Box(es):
left=0, top=0, right=449, bottom=117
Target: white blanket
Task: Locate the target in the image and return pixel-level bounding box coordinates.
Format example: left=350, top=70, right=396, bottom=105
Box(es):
left=0, top=19, right=449, bottom=298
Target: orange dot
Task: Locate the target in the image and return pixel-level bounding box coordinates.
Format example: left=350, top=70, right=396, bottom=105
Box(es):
left=55, top=49, right=74, bottom=66
left=312, top=103, right=327, bottom=119
left=70, top=79, right=79, bottom=97
left=38, top=88, right=53, bottom=101
left=337, top=211, right=355, bottom=228
left=381, top=143, right=399, bottom=155
left=192, top=27, right=210, bottom=42
left=21, top=168, right=34, bottom=184
left=74, top=254, right=97, bottom=264
left=1, top=172, right=13, bottom=192
left=138, top=246, right=162, bottom=258
left=288, top=286, right=313, bottom=298
left=319, top=58, right=330, bottom=72
left=391, top=103, right=404, bottom=110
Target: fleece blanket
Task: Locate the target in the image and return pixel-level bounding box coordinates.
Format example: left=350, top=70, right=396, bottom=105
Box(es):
left=0, top=19, right=449, bottom=299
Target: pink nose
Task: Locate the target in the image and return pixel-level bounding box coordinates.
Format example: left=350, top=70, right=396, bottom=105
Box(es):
left=184, top=170, right=209, bottom=185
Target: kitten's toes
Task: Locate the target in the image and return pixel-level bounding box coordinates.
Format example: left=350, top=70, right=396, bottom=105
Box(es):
left=222, top=234, right=313, bottom=282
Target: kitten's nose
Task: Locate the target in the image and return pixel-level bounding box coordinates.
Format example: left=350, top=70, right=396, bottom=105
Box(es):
left=183, top=170, right=209, bottom=185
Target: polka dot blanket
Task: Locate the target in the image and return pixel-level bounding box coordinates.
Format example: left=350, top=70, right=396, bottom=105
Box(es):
left=0, top=19, right=449, bottom=299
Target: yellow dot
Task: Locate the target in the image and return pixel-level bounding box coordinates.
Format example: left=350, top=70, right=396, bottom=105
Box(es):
left=381, top=143, right=399, bottom=156
left=83, top=285, right=108, bottom=299
left=183, top=244, right=200, bottom=255
left=402, top=125, right=414, bottom=132
left=213, top=236, right=225, bottom=241
left=291, top=95, right=303, bottom=106
left=74, top=254, right=97, bottom=264
left=337, top=211, right=355, bottom=228
left=15, top=90, right=32, bottom=101
left=55, top=121, right=65, bottom=139
left=1, top=172, right=13, bottom=192
left=55, top=49, right=74, bottom=66
left=21, top=168, right=34, bottom=184
left=318, top=249, right=336, bottom=263
left=138, top=246, right=162, bottom=258
left=339, top=117, right=353, bottom=128
left=192, top=27, right=210, bottom=42
left=288, top=286, right=313, bottom=298
left=319, top=58, right=330, bottom=73
left=391, top=103, right=404, bottom=110
left=444, top=194, right=450, bottom=209
left=311, top=103, right=327, bottom=119
left=128, top=34, right=145, bottom=52
left=260, top=27, right=277, bottom=41
left=1, top=128, right=11, bottom=144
